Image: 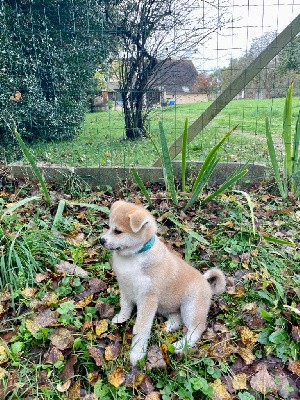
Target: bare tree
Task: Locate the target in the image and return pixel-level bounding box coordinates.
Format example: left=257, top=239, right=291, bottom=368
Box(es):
left=105, top=0, right=229, bottom=139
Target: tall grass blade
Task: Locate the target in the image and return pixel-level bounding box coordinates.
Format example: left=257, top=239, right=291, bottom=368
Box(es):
left=52, top=199, right=66, bottom=232
left=181, top=118, right=188, bottom=192
left=131, top=167, right=153, bottom=206
left=262, top=234, right=295, bottom=246
left=0, top=195, right=41, bottom=221
left=67, top=202, right=109, bottom=214
left=282, top=83, right=293, bottom=180
left=158, top=122, right=178, bottom=205
left=201, top=166, right=248, bottom=206
left=233, top=189, right=256, bottom=236
left=12, top=127, right=52, bottom=205
left=265, top=117, right=286, bottom=198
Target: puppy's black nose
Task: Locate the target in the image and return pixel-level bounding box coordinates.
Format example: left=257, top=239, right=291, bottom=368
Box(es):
left=100, top=237, right=106, bottom=246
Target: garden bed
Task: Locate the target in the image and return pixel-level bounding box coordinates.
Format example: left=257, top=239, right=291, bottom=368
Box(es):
left=0, top=176, right=299, bottom=399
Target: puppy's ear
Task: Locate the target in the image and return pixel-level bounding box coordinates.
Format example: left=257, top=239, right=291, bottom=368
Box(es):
left=129, top=209, right=151, bottom=233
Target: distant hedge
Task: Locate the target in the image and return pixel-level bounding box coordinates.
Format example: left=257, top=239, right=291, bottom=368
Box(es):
left=0, top=0, right=110, bottom=155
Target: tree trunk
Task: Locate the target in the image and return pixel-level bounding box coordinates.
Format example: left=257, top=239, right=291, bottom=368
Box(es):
left=122, top=90, right=146, bottom=139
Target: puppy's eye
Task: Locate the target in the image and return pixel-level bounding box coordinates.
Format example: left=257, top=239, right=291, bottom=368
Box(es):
left=114, top=228, right=122, bottom=235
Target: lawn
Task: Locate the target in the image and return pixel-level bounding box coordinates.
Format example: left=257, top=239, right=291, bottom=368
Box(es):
left=0, top=174, right=299, bottom=399
left=30, top=96, right=300, bottom=168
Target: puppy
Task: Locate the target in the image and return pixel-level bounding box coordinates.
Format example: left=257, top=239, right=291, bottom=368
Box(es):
left=100, top=200, right=226, bottom=365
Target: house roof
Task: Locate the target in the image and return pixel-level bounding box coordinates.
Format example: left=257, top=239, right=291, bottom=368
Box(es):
left=151, top=59, right=198, bottom=94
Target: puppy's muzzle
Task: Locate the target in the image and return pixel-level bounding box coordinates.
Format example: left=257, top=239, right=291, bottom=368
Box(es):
left=100, top=237, right=106, bottom=246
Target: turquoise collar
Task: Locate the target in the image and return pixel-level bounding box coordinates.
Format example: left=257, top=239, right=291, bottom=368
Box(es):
left=138, top=236, right=155, bottom=254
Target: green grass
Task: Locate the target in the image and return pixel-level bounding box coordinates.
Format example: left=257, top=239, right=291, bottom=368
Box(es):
left=30, top=97, right=300, bottom=167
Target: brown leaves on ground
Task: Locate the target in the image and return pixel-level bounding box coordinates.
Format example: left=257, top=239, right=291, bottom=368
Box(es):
left=49, top=328, right=74, bottom=350
left=1, top=183, right=300, bottom=399
left=211, top=379, right=231, bottom=400
left=146, top=345, right=167, bottom=370
left=56, top=260, right=89, bottom=278
left=108, top=366, right=125, bottom=387
left=249, top=363, right=278, bottom=395
left=25, top=308, right=59, bottom=335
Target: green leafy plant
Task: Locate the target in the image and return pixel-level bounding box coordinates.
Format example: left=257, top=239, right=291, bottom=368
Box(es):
left=143, top=120, right=248, bottom=210
left=11, top=125, right=52, bottom=205
left=158, top=121, right=178, bottom=205
left=265, top=82, right=300, bottom=198
left=0, top=224, right=66, bottom=295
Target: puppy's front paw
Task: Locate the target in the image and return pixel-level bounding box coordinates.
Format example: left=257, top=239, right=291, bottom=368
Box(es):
left=130, top=348, right=146, bottom=366
left=112, top=313, right=129, bottom=324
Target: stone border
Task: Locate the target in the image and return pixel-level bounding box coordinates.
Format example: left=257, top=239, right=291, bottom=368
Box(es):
left=7, top=161, right=266, bottom=189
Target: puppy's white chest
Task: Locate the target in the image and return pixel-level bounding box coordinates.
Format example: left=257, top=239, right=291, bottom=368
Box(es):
left=112, top=254, right=151, bottom=300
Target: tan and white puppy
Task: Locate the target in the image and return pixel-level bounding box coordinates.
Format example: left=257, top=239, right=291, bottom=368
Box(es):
left=100, top=200, right=226, bottom=365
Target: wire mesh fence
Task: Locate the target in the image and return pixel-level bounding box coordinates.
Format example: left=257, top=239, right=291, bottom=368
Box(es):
left=1, top=0, right=300, bottom=173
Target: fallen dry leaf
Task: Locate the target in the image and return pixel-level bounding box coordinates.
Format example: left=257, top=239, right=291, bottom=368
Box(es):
left=208, top=337, right=234, bottom=360
left=231, top=373, right=248, bottom=391
left=250, top=363, right=277, bottom=395
left=95, top=301, right=115, bottom=319
left=235, top=346, right=256, bottom=365
left=26, top=308, right=59, bottom=335
left=56, top=260, right=89, bottom=278
left=88, top=346, right=105, bottom=367
left=60, top=354, right=78, bottom=381
left=81, top=395, right=98, bottom=400
left=238, top=326, right=259, bottom=349
left=145, top=392, right=161, bottom=400
left=94, top=319, right=108, bottom=337
left=88, top=278, right=107, bottom=293
left=0, top=345, right=9, bottom=364
left=21, top=287, right=37, bottom=297
left=108, top=366, right=125, bottom=388
left=291, top=326, right=300, bottom=341
left=74, top=294, right=93, bottom=309
left=0, top=367, right=7, bottom=379
left=49, top=328, right=74, bottom=350
left=146, top=345, right=167, bottom=370
left=30, top=292, right=59, bottom=311
left=139, top=374, right=155, bottom=395
left=44, top=346, right=64, bottom=364
left=227, top=284, right=245, bottom=298
left=105, top=342, right=120, bottom=361
left=35, top=272, right=49, bottom=283
left=63, top=379, right=81, bottom=399
left=211, top=378, right=231, bottom=400
left=288, top=360, right=300, bottom=376
left=57, top=379, right=71, bottom=393
left=160, top=343, right=171, bottom=365
left=0, top=370, right=18, bottom=399
left=124, top=367, right=146, bottom=388
left=87, top=371, right=99, bottom=386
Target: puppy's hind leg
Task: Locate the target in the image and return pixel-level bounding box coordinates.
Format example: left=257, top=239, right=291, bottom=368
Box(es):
left=173, top=292, right=211, bottom=353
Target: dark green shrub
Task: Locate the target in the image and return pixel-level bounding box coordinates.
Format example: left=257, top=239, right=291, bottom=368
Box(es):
left=0, top=0, right=110, bottom=157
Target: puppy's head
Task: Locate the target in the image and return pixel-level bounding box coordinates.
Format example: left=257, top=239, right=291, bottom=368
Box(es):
left=101, top=201, right=157, bottom=256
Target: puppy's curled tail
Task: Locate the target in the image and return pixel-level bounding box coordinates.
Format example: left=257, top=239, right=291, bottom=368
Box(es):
left=203, top=268, right=226, bottom=295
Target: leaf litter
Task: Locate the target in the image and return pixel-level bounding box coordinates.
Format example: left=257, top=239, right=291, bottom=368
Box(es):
left=0, top=179, right=299, bottom=399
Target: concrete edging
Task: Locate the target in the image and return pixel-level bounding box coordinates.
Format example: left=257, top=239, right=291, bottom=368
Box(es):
left=7, top=161, right=266, bottom=189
